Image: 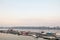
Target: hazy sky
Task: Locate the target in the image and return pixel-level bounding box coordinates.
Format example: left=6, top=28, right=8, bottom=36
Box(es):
left=0, top=0, right=60, bottom=26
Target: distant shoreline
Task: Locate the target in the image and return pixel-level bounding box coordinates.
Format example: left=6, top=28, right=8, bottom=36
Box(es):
left=0, top=27, right=60, bottom=30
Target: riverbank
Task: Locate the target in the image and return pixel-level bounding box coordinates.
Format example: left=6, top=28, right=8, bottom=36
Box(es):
left=0, top=33, right=45, bottom=40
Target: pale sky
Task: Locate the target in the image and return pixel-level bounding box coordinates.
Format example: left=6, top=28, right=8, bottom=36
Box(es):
left=0, top=0, right=60, bottom=26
